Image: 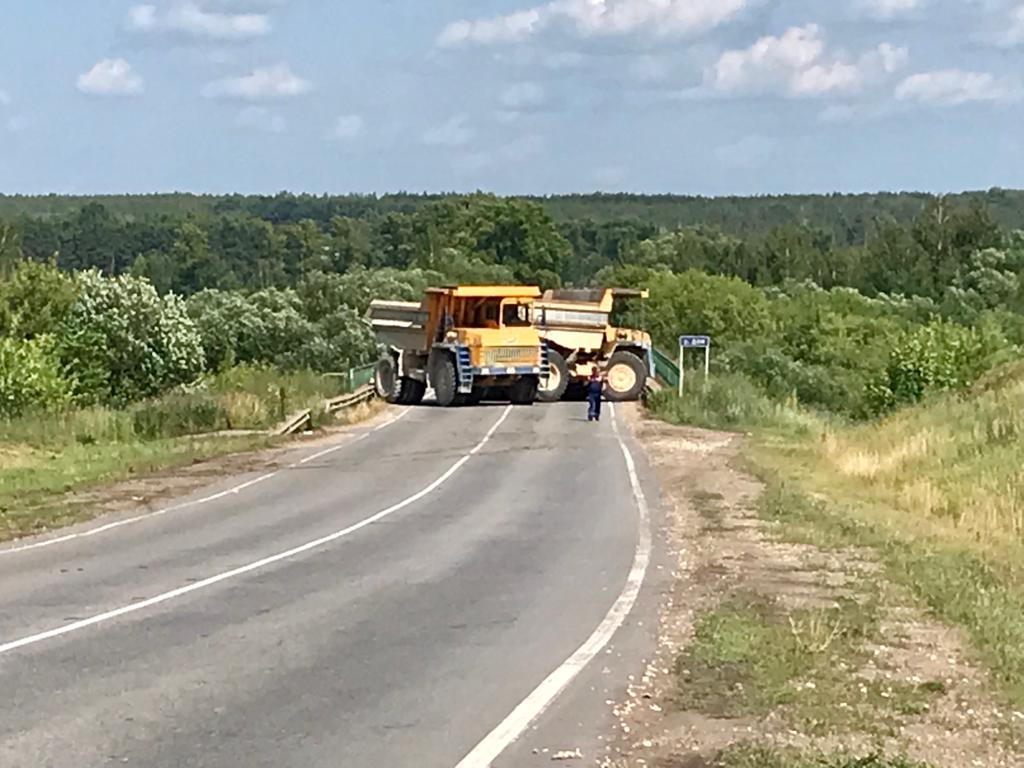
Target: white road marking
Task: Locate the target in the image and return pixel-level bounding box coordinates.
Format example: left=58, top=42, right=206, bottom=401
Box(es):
left=0, top=406, right=511, bottom=657
left=453, top=401, right=652, bottom=768
left=0, top=408, right=411, bottom=558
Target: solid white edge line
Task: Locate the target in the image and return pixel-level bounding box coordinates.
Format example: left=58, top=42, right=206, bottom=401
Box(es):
left=0, top=405, right=512, bottom=657
left=453, top=401, right=652, bottom=768
left=0, top=407, right=412, bottom=558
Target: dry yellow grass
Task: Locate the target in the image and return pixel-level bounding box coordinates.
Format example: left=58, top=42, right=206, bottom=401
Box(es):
left=789, top=362, right=1024, bottom=555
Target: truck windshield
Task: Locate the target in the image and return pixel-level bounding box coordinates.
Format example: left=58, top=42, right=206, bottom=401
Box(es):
left=502, top=303, right=531, bottom=328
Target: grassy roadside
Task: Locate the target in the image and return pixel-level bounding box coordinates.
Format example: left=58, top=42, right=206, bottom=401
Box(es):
left=0, top=366, right=365, bottom=544
left=637, top=371, right=1024, bottom=767
left=650, top=371, right=1024, bottom=711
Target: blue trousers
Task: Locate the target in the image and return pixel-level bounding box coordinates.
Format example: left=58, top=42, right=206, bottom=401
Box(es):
left=587, top=393, right=602, bottom=421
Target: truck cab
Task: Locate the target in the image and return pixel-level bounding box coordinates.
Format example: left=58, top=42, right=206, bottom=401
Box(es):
left=368, top=286, right=547, bottom=407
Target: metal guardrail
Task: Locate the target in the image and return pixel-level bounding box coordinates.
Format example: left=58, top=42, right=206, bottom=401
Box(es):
left=324, top=364, right=377, bottom=394
left=275, top=384, right=377, bottom=437
left=652, top=347, right=680, bottom=390
left=325, top=384, right=375, bottom=415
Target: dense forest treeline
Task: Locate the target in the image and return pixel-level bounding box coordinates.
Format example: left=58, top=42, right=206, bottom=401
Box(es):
left=0, top=191, right=1015, bottom=298
left=3, top=188, right=1024, bottom=243
left=2, top=189, right=1023, bottom=425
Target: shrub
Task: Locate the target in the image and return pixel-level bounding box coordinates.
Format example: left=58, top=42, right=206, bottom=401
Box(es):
left=58, top=271, right=206, bottom=406
left=867, top=320, right=1014, bottom=414
left=0, top=335, right=72, bottom=418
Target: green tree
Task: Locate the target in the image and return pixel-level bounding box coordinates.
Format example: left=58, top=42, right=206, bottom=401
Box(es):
left=58, top=271, right=205, bottom=405
left=0, top=222, right=23, bottom=280
left=0, top=258, right=78, bottom=339
left=0, top=336, right=72, bottom=418
left=327, top=216, right=373, bottom=272
left=867, top=320, right=1011, bottom=413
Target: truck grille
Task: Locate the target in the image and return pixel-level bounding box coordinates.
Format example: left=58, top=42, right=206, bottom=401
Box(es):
left=482, top=347, right=538, bottom=366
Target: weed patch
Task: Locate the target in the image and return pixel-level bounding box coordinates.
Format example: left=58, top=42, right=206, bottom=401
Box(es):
left=711, top=745, right=932, bottom=768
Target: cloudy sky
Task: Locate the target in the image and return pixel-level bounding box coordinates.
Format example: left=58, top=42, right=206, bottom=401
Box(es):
left=1, top=0, right=1023, bottom=195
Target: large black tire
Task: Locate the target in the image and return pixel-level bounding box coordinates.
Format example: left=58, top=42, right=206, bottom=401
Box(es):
left=397, top=378, right=426, bottom=406
left=604, top=351, right=648, bottom=402
left=538, top=349, right=570, bottom=403
left=431, top=355, right=459, bottom=407
left=375, top=358, right=400, bottom=404
left=509, top=376, right=539, bottom=406
left=376, top=358, right=426, bottom=406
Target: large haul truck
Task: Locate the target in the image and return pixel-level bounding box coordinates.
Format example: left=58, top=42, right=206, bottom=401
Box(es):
left=367, top=285, right=548, bottom=407
left=533, top=288, right=654, bottom=403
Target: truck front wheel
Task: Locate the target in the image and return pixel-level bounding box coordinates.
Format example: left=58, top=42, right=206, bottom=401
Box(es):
left=539, top=349, right=570, bottom=403
left=604, top=352, right=648, bottom=402
left=431, top=355, right=459, bottom=407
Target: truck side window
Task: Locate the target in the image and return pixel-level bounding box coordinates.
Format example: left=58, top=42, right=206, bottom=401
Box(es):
left=503, top=304, right=529, bottom=327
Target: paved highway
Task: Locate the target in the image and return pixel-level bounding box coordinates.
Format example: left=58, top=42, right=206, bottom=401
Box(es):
left=0, top=401, right=658, bottom=768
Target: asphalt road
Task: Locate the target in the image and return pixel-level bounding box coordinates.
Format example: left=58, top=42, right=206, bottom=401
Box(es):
left=0, top=400, right=658, bottom=768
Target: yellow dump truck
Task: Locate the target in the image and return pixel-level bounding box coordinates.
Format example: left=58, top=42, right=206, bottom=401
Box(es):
left=534, top=288, right=654, bottom=402
left=367, top=285, right=547, bottom=407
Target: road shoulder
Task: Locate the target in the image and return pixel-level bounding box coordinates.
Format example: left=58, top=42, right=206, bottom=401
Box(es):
left=606, top=407, right=1024, bottom=768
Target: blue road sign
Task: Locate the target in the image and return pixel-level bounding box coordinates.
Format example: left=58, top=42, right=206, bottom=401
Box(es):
left=680, top=335, right=711, bottom=349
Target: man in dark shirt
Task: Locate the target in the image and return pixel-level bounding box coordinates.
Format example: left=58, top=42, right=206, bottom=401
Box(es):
left=587, top=366, right=604, bottom=422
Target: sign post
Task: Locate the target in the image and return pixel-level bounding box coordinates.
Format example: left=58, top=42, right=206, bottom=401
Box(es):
left=678, top=335, right=712, bottom=396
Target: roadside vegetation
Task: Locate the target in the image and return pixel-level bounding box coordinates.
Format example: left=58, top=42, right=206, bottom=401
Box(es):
left=4, top=190, right=1024, bottom=761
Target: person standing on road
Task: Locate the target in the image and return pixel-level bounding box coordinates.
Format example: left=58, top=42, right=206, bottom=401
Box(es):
left=587, top=366, right=604, bottom=422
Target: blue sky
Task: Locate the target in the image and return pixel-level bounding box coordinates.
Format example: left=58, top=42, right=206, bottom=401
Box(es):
left=1, top=0, right=1023, bottom=196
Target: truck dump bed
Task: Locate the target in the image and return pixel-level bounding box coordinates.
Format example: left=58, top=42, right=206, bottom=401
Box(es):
left=367, top=300, right=431, bottom=351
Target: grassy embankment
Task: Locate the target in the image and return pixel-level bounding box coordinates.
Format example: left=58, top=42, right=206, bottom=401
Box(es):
left=0, top=367, right=355, bottom=543
left=646, top=366, right=1024, bottom=765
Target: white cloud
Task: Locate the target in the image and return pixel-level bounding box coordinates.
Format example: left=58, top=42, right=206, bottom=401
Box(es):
left=817, top=101, right=893, bottom=123
left=0, top=90, right=10, bottom=107
left=708, top=25, right=907, bottom=98
left=500, top=82, right=547, bottom=111
left=422, top=115, right=474, bottom=148
left=629, top=54, right=672, bottom=83
left=438, top=0, right=752, bottom=47
left=236, top=106, right=286, bottom=133
left=857, top=0, right=927, bottom=19
left=77, top=59, right=144, bottom=96
left=998, top=4, right=1024, bottom=46
left=203, top=63, right=312, bottom=100
left=128, top=2, right=271, bottom=41
left=544, top=51, right=588, bottom=69
left=331, top=114, right=365, bottom=141
left=895, top=69, right=1020, bottom=105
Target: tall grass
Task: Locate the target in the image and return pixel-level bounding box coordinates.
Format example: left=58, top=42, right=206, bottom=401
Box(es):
left=647, top=373, right=823, bottom=436
left=817, top=361, right=1024, bottom=549
left=647, top=361, right=1024, bottom=705
left=0, top=365, right=348, bottom=541
left=0, top=365, right=346, bottom=448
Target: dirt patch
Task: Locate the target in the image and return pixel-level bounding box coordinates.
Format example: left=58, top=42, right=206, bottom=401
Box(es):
left=605, top=404, right=1023, bottom=768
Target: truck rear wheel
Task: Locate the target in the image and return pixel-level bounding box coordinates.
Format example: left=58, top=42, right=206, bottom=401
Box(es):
left=398, top=378, right=426, bottom=405
left=604, top=352, right=647, bottom=402
left=509, top=376, right=539, bottom=405
left=431, top=355, right=459, bottom=407
left=375, top=358, right=399, bottom=403
left=539, top=349, right=570, bottom=403
left=376, top=358, right=426, bottom=406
